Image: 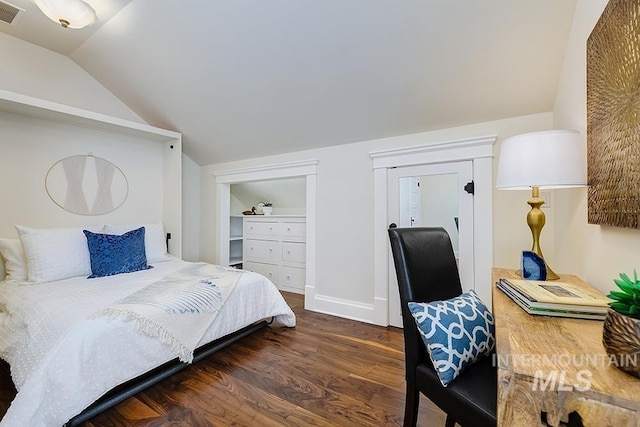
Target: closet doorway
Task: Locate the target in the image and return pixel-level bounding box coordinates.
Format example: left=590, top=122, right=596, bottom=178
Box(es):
left=230, top=178, right=307, bottom=294
left=212, top=160, right=318, bottom=310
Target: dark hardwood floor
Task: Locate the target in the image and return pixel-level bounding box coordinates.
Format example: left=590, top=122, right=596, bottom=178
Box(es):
left=0, top=292, right=445, bottom=426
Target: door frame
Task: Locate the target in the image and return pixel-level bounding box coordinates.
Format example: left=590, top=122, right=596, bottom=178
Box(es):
left=370, top=135, right=496, bottom=326
left=212, top=159, right=318, bottom=311
left=388, top=161, right=474, bottom=327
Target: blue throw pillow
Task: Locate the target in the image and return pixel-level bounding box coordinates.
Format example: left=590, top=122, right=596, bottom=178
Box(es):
left=83, top=227, right=152, bottom=278
left=408, top=289, right=495, bottom=386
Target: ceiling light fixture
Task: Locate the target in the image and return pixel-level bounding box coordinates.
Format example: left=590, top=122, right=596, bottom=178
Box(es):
left=32, top=0, right=97, bottom=29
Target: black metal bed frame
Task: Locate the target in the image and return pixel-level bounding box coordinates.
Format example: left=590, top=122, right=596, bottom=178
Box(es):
left=65, top=320, right=268, bottom=426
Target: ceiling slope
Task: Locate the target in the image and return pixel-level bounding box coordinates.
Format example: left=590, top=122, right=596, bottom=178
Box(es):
left=66, top=0, right=577, bottom=165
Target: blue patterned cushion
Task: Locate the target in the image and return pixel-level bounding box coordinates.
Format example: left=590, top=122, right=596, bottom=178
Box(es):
left=83, top=227, right=152, bottom=278
left=408, top=290, right=495, bottom=386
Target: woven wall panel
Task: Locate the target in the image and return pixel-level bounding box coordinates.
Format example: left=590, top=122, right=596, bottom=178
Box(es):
left=587, top=0, right=640, bottom=228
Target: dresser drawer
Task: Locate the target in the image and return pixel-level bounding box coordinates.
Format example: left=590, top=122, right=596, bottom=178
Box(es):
left=280, top=266, right=305, bottom=292
left=244, top=261, right=278, bottom=283
left=244, top=239, right=279, bottom=262
left=282, top=242, right=306, bottom=264
left=280, top=221, right=306, bottom=239
left=245, top=220, right=279, bottom=237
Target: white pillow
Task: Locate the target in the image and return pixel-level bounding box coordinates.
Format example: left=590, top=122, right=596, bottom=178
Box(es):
left=0, top=238, right=28, bottom=281
left=103, top=222, right=170, bottom=263
left=15, top=225, right=101, bottom=283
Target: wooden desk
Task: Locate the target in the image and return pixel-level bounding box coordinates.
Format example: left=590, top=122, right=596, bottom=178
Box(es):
left=492, top=268, right=640, bottom=426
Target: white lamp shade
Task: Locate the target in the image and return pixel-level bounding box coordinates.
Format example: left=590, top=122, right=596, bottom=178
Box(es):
left=32, top=0, right=98, bottom=29
left=496, top=130, right=587, bottom=190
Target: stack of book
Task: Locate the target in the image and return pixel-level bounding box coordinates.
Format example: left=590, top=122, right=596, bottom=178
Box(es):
left=497, top=278, right=611, bottom=320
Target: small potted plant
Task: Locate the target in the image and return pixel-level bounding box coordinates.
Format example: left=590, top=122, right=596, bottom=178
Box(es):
left=602, top=270, right=640, bottom=378
left=261, top=202, right=273, bottom=215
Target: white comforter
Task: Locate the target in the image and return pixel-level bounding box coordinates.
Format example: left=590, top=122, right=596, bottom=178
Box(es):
left=0, top=258, right=296, bottom=426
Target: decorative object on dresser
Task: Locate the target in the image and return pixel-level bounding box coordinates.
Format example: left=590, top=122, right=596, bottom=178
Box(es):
left=243, top=215, right=306, bottom=294
left=603, top=271, right=640, bottom=378
left=257, top=202, right=273, bottom=215
left=496, top=130, right=587, bottom=280
left=587, top=0, right=640, bottom=229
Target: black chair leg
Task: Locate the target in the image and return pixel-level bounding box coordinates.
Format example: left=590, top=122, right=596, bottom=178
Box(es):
left=403, top=383, right=420, bottom=427
left=445, top=414, right=456, bottom=427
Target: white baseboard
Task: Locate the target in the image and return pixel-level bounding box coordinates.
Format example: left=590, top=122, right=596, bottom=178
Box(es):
left=373, top=296, right=388, bottom=326
left=278, top=284, right=304, bottom=295
left=311, top=293, right=375, bottom=324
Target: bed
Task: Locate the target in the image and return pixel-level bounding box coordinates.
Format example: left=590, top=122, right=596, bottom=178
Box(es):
left=0, top=224, right=296, bottom=426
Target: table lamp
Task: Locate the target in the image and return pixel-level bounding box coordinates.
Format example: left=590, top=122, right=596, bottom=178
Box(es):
left=496, top=130, right=587, bottom=280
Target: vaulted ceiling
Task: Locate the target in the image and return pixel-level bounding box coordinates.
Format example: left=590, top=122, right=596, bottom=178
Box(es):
left=1, top=0, right=577, bottom=165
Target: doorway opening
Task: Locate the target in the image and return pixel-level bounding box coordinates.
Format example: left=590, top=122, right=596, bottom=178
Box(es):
left=212, top=160, right=318, bottom=310
left=230, top=178, right=307, bottom=294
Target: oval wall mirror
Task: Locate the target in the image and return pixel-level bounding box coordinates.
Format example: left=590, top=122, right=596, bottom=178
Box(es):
left=45, top=154, right=128, bottom=215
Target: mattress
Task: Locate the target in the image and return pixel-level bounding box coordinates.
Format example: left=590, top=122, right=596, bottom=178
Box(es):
left=0, top=258, right=295, bottom=426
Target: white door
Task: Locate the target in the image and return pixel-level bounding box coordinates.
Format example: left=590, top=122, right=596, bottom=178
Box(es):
left=388, top=161, right=474, bottom=327
left=399, top=177, right=421, bottom=227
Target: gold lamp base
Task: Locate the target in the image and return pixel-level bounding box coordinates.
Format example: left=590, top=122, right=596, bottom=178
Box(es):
left=526, top=186, right=559, bottom=280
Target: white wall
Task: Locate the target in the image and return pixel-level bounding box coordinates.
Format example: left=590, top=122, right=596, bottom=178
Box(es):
left=181, top=154, right=201, bottom=261
left=553, top=0, right=640, bottom=293
left=229, top=192, right=245, bottom=216
left=0, top=113, right=167, bottom=233
left=0, top=33, right=197, bottom=276
left=231, top=179, right=306, bottom=215
left=0, top=33, right=142, bottom=122
left=201, top=113, right=553, bottom=316
left=0, top=111, right=166, bottom=276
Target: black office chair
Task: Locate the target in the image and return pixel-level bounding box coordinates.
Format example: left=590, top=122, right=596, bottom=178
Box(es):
left=388, top=227, right=496, bottom=427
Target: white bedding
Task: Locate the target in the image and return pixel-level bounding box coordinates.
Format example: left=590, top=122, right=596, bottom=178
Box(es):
left=0, top=258, right=296, bottom=426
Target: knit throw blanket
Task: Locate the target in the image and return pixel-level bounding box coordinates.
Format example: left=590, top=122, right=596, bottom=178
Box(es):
left=95, top=263, right=243, bottom=363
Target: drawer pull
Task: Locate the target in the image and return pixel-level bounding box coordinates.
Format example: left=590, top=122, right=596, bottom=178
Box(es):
left=286, top=275, right=291, bottom=279
left=269, top=248, right=273, bottom=252
left=269, top=227, right=273, bottom=231
left=287, top=227, right=291, bottom=231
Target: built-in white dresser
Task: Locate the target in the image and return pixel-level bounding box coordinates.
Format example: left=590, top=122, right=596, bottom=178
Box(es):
left=243, top=215, right=306, bottom=294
